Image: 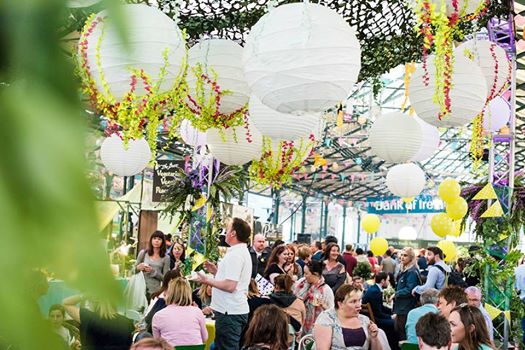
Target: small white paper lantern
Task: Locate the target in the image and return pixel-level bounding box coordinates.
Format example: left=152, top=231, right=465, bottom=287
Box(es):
left=100, top=135, right=151, bottom=176
left=82, top=4, right=186, bottom=102
left=455, top=40, right=510, bottom=99
left=386, top=163, right=426, bottom=198
left=410, top=116, right=440, bottom=162
left=409, top=54, right=487, bottom=127
left=207, top=125, right=263, bottom=165
left=482, top=96, right=511, bottom=132
left=243, top=2, right=361, bottom=114
left=179, top=119, right=207, bottom=147
left=249, top=95, right=321, bottom=141
left=368, top=112, right=422, bottom=163
left=187, top=39, right=250, bottom=115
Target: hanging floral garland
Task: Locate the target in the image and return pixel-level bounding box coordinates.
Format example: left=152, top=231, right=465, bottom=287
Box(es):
left=249, top=134, right=316, bottom=189
left=178, top=63, right=247, bottom=133
left=77, top=14, right=188, bottom=155
left=414, top=0, right=489, bottom=121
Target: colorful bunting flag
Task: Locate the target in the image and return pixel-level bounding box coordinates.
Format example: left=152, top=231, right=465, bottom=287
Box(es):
left=484, top=303, right=502, bottom=321
left=480, top=201, right=504, bottom=218
left=473, top=183, right=498, bottom=200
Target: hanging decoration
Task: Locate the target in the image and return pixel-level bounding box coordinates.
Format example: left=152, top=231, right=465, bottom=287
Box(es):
left=438, top=178, right=461, bottom=203
left=482, top=96, right=511, bottom=132
left=412, top=0, right=488, bottom=121
left=100, top=134, right=151, bottom=176
left=386, top=163, right=426, bottom=198
left=410, top=116, right=440, bottom=161
left=445, top=196, right=468, bottom=220
left=437, top=239, right=457, bottom=262
left=409, top=54, right=487, bottom=127
left=249, top=135, right=315, bottom=189
left=179, top=119, right=207, bottom=147
left=207, top=124, right=263, bottom=166
left=370, top=237, right=388, bottom=256
left=77, top=4, right=188, bottom=151
left=243, top=2, right=361, bottom=114
left=472, top=183, right=498, bottom=200
left=362, top=214, right=381, bottom=234
left=480, top=201, right=504, bottom=218
left=249, top=95, right=322, bottom=141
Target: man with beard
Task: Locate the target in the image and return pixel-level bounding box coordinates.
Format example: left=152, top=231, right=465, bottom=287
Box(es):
left=412, top=247, right=451, bottom=295
left=250, top=234, right=271, bottom=277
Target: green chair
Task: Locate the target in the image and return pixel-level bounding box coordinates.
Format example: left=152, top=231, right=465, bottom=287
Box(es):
left=174, top=345, right=205, bottom=350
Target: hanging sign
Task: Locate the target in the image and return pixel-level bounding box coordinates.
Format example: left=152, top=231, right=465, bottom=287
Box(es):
left=366, top=195, right=445, bottom=214
left=152, top=160, right=185, bottom=202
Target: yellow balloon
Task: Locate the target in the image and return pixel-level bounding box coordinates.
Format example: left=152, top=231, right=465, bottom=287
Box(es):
left=438, top=178, right=461, bottom=203
left=431, top=213, right=453, bottom=238
left=450, top=220, right=463, bottom=237
left=362, top=214, right=381, bottom=234
left=438, top=240, right=457, bottom=262
left=446, top=197, right=468, bottom=220
left=370, top=237, right=388, bottom=256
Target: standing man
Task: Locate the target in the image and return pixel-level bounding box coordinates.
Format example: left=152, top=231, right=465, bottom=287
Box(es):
left=413, top=247, right=450, bottom=295
left=342, top=244, right=357, bottom=276
left=251, top=233, right=271, bottom=277
left=311, top=241, right=323, bottom=261
left=196, top=218, right=252, bottom=350
left=465, top=286, right=493, bottom=341
left=381, top=249, right=397, bottom=275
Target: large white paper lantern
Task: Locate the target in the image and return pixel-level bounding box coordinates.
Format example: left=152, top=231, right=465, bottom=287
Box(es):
left=368, top=112, right=422, bottom=163
left=179, top=119, right=207, bottom=147
left=455, top=40, right=510, bottom=100
left=410, top=116, right=440, bottom=161
left=207, top=125, right=263, bottom=165
left=243, top=2, right=361, bottom=114
left=409, top=54, right=487, bottom=127
left=249, top=95, right=321, bottom=141
left=482, top=96, right=511, bottom=132
left=386, top=163, right=426, bottom=198
left=100, top=135, right=151, bottom=176
left=82, top=4, right=186, bottom=102
left=187, top=39, right=250, bottom=115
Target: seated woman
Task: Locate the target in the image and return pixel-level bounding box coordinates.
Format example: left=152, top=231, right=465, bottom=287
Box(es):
left=242, top=304, right=290, bottom=350
left=293, top=260, right=334, bottom=336
left=63, top=295, right=134, bottom=350
left=192, top=283, right=213, bottom=316
left=49, top=304, right=80, bottom=349
left=314, top=284, right=385, bottom=350
left=449, top=304, right=494, bottom=350
left=152, top=277, right=207, bottom=347
left=269, top=274, right=305, bottom=332
left=143, top=269, right=182, bottom=332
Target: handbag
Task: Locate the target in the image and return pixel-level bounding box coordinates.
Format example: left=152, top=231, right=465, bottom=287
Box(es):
left=124, top=271, right=148, bottom=312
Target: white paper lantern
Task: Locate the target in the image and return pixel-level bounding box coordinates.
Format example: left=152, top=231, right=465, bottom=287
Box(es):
left=82, top=4, right=186, bottom=102
left=100, top=135, right=151, bottom=176
left=249, top=95, right=321, bottom=141
left=207, top=125, right=263, bottom=165
left=179, top=119, right=207, bottom=147
left=409, top=54, right=487, bottom=127
left=243, top=2, right=361, bottom=114
left=188, top=39, right=250, bottom=115
left=410, top=116, right=440, bottom=161
left=386, top=163, right=426, bottom=198
left=368, top=112, right=422, bottom=163
left=455, top=40, right=510, bottom=99
left=482, top=96, right=511, bottom=132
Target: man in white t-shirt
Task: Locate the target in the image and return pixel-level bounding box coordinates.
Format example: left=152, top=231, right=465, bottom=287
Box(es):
left=196, top=217, right=252, bottom=350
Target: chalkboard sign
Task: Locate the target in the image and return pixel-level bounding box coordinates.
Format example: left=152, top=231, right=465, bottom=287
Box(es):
left=152, top=160, right=184, bottom=202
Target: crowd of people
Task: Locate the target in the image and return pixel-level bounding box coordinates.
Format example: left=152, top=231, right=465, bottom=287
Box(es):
left=41, top=217, right=525, bottom=350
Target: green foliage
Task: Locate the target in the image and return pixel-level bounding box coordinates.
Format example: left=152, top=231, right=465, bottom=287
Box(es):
left=0, top=0, right=126, bottom=347
left=353, top=262, right=372, bottom=280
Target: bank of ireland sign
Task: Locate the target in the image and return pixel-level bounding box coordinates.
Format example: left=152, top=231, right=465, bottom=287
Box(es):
left=366, top=195, right=445, bottom=214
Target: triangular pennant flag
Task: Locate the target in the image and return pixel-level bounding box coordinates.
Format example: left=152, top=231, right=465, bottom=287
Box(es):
left=498, top=233, right=510, bottom=241
left=480, top=201, right=504, bottom=218
left=206, top=204, right=214, bottom=223
left=504, top=311, right=511, bottom=323
left=473, top=183, right=498, bottom=200
left=484, top=303, right=502, bottom=321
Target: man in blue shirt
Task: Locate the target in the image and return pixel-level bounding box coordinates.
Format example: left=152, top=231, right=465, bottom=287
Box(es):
left=413, top=247, right=451, bottom=295
left=405, top=288, right=439, bottom=344
left=515, top=258, right=525, bottom=344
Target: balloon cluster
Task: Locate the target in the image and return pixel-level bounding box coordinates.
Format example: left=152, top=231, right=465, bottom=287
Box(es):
left=431, top=178, right=467, bottom=239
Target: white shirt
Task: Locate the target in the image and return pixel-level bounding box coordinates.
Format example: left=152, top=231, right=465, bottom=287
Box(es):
left=516, top=263, right=525, bottom=301
left=211, top=243, right=252, bottom=315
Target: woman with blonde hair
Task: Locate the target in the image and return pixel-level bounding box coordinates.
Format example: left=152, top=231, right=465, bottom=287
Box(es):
left=314, top=284, right=384, bottom=350
left=151, top=277, right=207, bottom=347
left=393, top=247, right=420, bottom=341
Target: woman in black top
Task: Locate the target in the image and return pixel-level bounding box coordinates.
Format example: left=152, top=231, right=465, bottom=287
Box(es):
left=264, top=245, right=291, bottom=284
